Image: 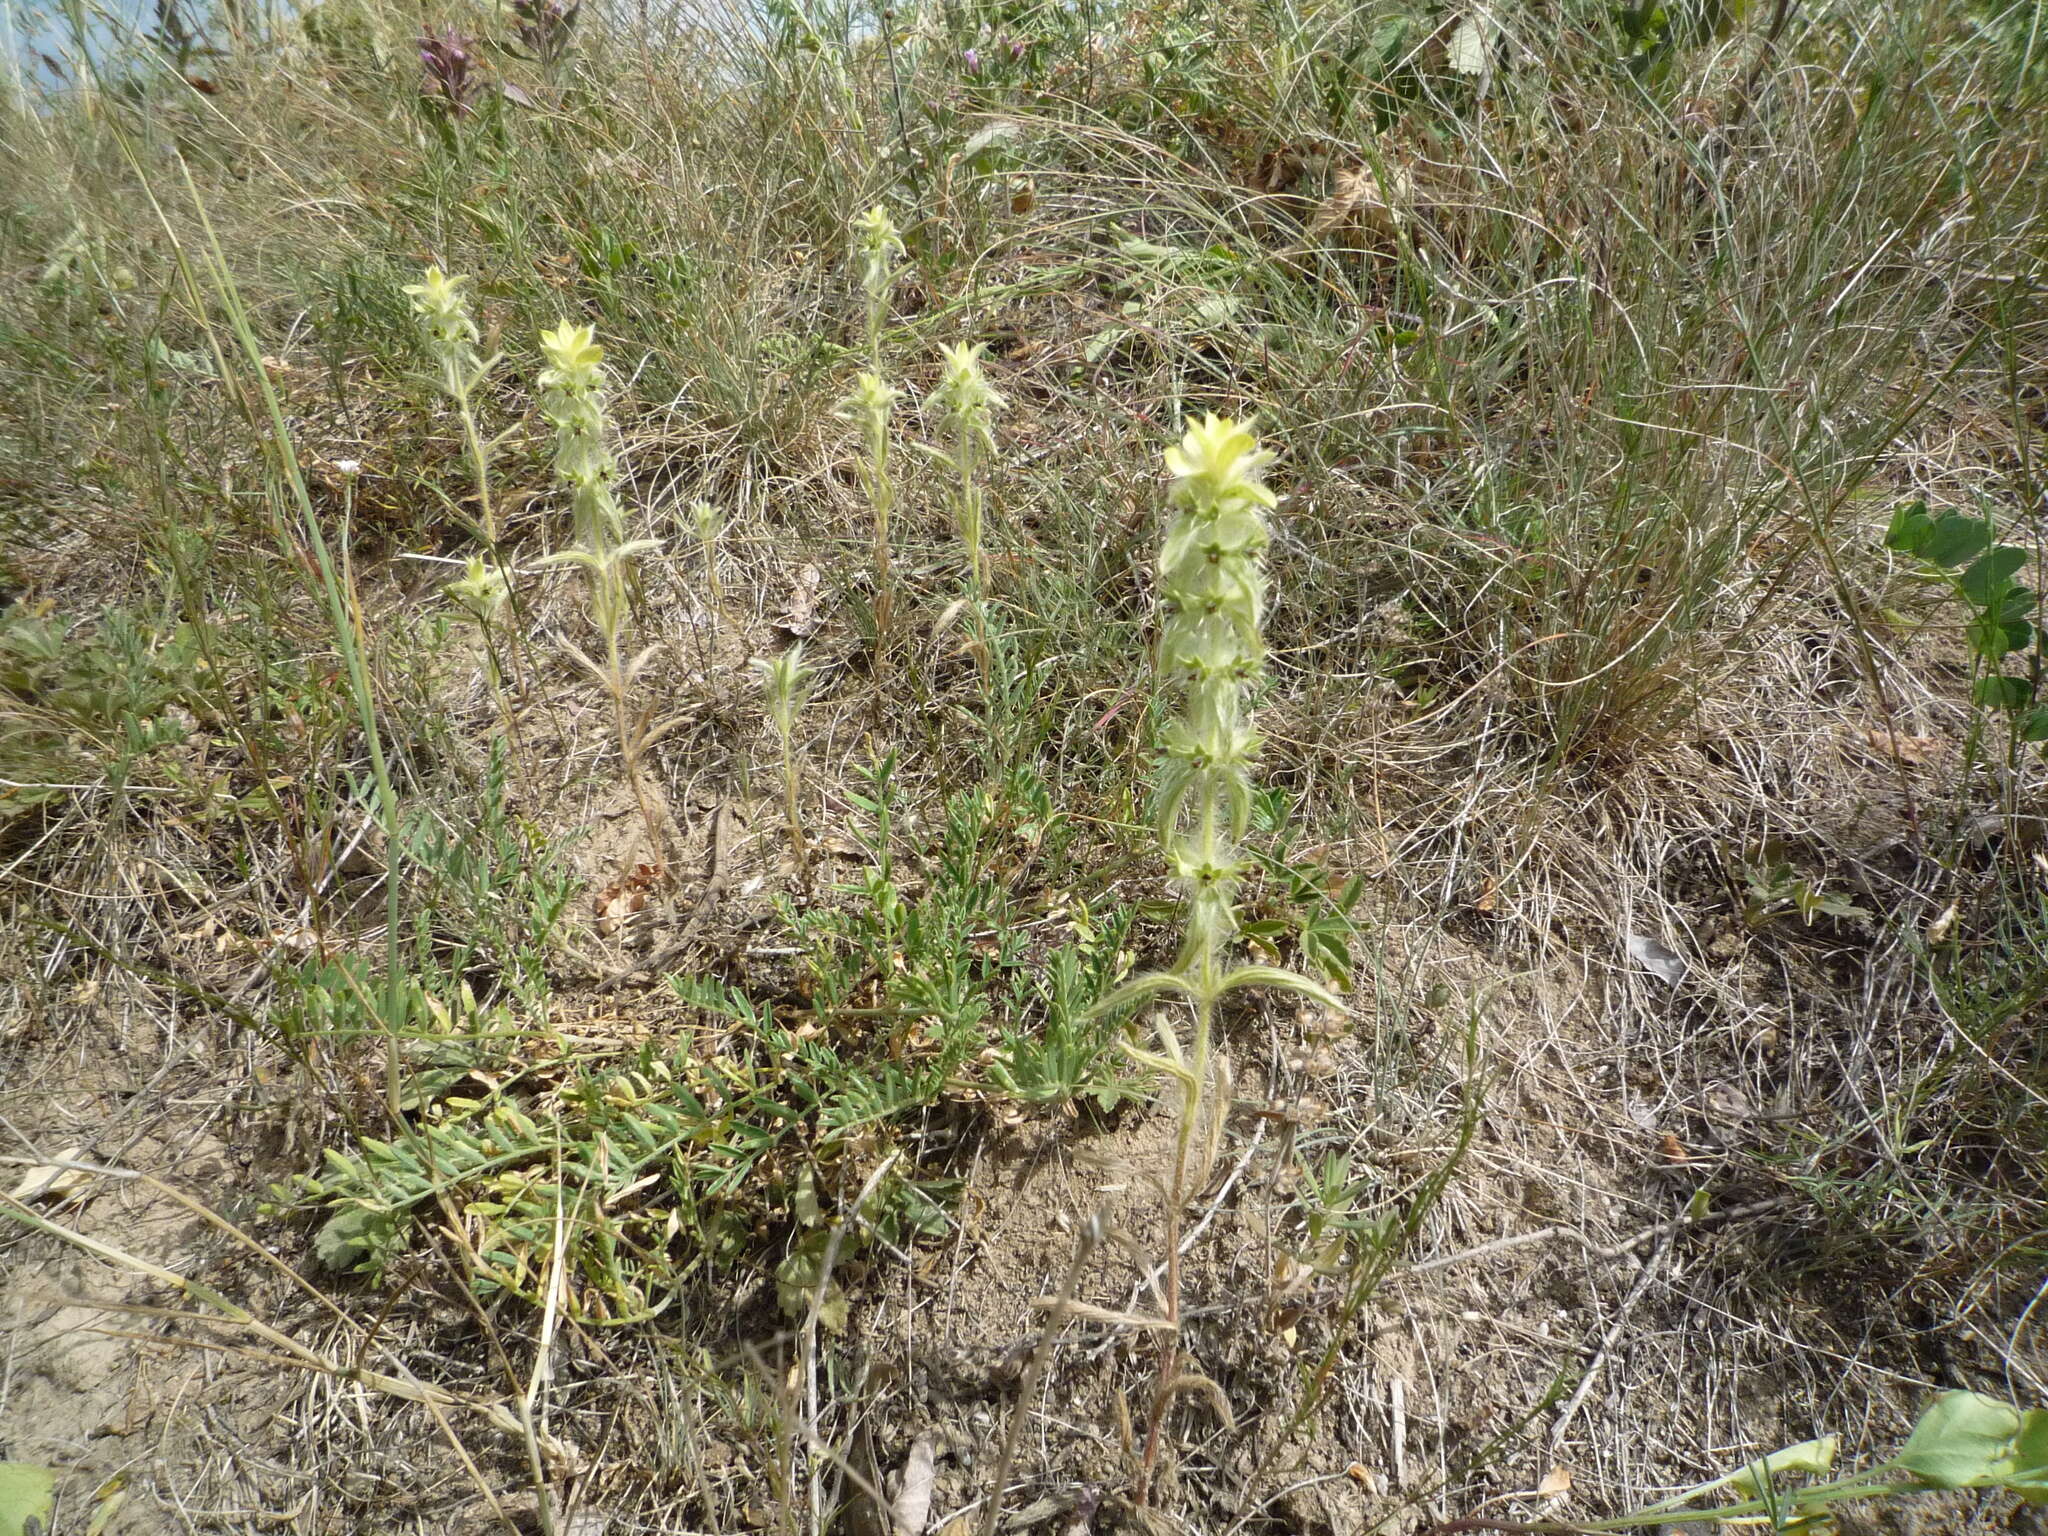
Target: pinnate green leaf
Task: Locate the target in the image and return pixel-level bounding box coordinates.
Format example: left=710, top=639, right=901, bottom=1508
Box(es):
left=314, top=1204, right=398, bottom=1273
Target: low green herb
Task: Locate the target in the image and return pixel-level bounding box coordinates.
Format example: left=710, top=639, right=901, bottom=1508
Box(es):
left=1885, top=499, right=2047, bottom=745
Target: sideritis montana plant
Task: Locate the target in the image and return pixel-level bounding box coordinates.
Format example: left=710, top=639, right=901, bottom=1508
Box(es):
left=1100, top=414, right=1344, bottom=1503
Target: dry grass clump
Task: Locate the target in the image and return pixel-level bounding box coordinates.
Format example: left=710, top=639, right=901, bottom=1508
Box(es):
left=1, top=0, right=2045, bottom=1532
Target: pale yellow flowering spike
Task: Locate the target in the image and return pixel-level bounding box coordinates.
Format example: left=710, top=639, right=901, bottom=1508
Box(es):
left=839, top=370, right=901, bottom=420
left=404, top=265, right=482, bottom=372
left=403, top=266, right=476, bottom=333
left=838, top=372, right=903, bottom=468
left=933, top=343, right=1007, bottom=436
left=851, top=205, right=905, bottom=297
left=754, top=642, right=812, bottom=737
left=538, top=322, right=604, bottom=389
left=1165, top=414, right=1279, bottom=515
left=444, top=555, right=509, bottom=624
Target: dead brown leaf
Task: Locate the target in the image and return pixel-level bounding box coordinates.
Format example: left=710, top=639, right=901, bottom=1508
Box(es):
left=773, top=564, right=824, bottom=638
left=1857, top=726, right=1944, bottom=765
left=7, top=1147, right=92, bottom=1204
left=1307, top=161, right=1413, bottom=242
left=890, top=1434, right=937, bottom=1536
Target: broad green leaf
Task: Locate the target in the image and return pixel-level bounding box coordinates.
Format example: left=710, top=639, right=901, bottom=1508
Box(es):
left=1925, top=513, right=1994, bottom=568
left=1894, top=1391, right=2021, bottom=1489
left=1446, top=13, right=1491, bottom=75
left=1370, top=14, right=1415, bottom=67
left=2011, top=1409, right=2048, bottom=1502
left=1974, top=673, right=2033, bottom=710
left=2021, top=706, right=2048, bottom=743
left=0, top=1462, right=56, bottom=1536
left=1189, top=293, right=1244, bottom=329
left=1959, top=545, right=2027, bottom=606
left=1883, top=499, right=1935, bottom=557
left=958, top=119, right=1023, bottom=161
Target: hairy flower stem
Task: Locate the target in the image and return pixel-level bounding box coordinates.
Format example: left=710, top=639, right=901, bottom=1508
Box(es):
left=444, top=556, right=532, bottom=787
left=931, top=342, right=1006, bottom=683
left=606, top=624, right=660, bottom=856
left=845, top=208, right=906, bottom=666
left=852, top=204, right=903, bottom=373
left=780, top=729, right=807, bottom=880
left=956, top=414, right=989, bottom=682
left=404, top=263, right=544, bottom=778
left=536, top=321, right=666, bottom=860
left=952, top=397, right=987, bottom=593
left=1134, top=988, right=1207, bottom=1507
left=455, top=392, right=499, bottom=549
left=1091, top=416, right=1343, bottom=1507
left=404, top=266, right=500, bottom=549
left=755, top=644, right=812, bottom=880
left=839, top=373, right=901, bottom=664
left=689, top=499, right=724, bottom=632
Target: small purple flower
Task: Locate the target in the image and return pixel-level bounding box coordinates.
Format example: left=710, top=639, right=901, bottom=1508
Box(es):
left=512, top=0, right=579, bottom=67
left=962, top=46, right=980, bottom=76
left=418, top=26, right=481, bottom=117
left=1007, top=35, right=1026, bottom=62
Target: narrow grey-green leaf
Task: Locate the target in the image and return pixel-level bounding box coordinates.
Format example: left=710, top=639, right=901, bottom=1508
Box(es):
left=1216, top=964, right=1344, bottom=1010
left=1089, top=970, right=1197, bottom=1020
